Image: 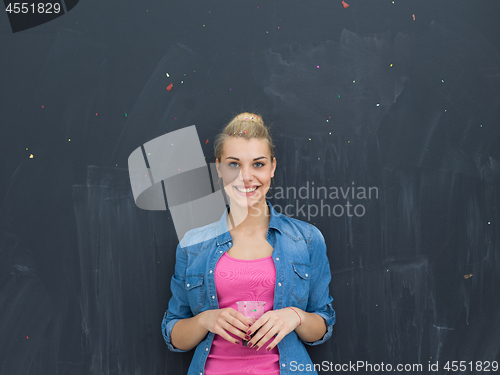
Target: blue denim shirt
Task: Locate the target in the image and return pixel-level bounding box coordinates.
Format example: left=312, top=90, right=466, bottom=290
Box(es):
left=162, top=200, right=336, bottom=375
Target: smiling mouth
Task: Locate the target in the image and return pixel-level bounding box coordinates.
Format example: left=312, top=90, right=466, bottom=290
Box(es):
left=234, top=186, right=259, bottom=193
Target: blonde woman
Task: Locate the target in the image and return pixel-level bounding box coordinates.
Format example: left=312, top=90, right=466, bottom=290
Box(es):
left=162, top=112, right=335, bottom=375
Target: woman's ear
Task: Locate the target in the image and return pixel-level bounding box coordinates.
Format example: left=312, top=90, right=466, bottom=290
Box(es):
left=271, top=157, right=276, bottom=178
left=215, top=158, right=221, bottom=178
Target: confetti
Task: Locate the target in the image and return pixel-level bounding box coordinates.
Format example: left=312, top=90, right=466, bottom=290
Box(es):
left=342, top=1, right=349, bottom=8
left=205, top=139, right=209, bottom=144
left=464, top=273, right=473, bottom=279
left=412, top=14, right=415, bottom=21
left=167, top=83, right=173, bottom=91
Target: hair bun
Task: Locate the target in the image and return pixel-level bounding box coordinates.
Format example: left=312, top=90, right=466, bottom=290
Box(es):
left=234, top=113, right=264, bottom=125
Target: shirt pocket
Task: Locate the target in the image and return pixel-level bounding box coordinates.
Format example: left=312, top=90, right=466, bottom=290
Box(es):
left=185, top=274, right=205, bottom=314
left=291, top=263, right=311, bottom=304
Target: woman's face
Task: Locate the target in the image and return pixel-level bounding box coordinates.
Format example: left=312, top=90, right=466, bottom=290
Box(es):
left=216, top=137, right=276, bottom=209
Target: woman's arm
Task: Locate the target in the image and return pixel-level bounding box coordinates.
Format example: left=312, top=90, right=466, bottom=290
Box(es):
left=292, top=309, right=327, bottom=343
left=299, top=224, right=336, bottom=346
left=170, top=313, right=209, bottom=351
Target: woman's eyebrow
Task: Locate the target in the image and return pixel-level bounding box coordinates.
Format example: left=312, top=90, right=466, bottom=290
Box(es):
left=225, top=156, right=267, bottom=161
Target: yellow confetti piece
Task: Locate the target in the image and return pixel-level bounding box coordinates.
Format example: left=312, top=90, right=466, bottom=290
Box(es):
left=29, top=154, right=33, bottom=158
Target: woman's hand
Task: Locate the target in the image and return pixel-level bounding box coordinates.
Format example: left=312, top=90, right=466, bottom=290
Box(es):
left=246, top=307, right=302, bottom=351
left=199, top=308, right=253, bottom=345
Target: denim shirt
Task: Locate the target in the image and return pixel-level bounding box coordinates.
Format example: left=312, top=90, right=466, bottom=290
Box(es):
left=162, top=200, right=336, bottom=375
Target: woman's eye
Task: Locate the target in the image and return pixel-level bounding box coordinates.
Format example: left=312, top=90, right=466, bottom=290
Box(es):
left=228, top=162, right=265, bottom=168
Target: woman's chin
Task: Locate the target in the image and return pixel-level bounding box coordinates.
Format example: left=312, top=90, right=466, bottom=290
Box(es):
left=228, top=194, right=266, bottom=207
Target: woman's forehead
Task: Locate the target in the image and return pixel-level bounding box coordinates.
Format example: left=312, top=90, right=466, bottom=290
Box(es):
left=222, top=137, right=270, bottom=156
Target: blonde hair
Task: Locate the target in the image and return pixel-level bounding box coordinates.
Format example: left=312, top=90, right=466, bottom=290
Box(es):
left=213, top=112, right=275, bottom=163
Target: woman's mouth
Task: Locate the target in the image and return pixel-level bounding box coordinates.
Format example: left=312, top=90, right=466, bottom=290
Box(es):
left=234, top=186, right=260, bottom=196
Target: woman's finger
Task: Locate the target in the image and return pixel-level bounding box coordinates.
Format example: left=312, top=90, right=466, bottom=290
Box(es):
left=219, top=318, right=248, bottom=340
left=247, top=323, right=274, bottom=349
left=263, top=330, right=286, bottom=351
left=214, top=326, right=242, bottom=345
left=226, top=309, right=252, bottom=332
left=246, top=313, right=269, bottom=337
left=232, top=310, right=254, bottom=328
left=255, top=325, right=278, bottom=350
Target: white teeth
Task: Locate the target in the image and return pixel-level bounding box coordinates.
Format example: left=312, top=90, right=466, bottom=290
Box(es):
left=236, top=186, right=258, bottom=193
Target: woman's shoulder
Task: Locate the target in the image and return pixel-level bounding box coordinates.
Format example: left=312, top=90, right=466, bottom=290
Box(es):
left=274, top=210, right=324, bottom=243
left=179, top=221, right=219, bottom=249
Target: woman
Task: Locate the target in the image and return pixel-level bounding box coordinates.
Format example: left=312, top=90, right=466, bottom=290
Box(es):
left=162, top=112, right=335, bottom=375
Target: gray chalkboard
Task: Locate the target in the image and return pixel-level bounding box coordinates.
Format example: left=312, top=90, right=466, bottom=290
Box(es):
left=0, top=1, right=499, bottom=374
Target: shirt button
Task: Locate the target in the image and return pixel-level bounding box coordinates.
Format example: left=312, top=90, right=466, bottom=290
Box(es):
left=282, top=363, right=286, bottom=367
left=220, top=250, right=223, bottom=253
left=276, top=257, right=280, bottom=261
left=186, top=284, right=190, bottom=287
left=205, top=347, right=209, bottom=351
left=212, top=295, right=215, bottom=299
left=278, top=283, right=282, bottom=287
left=209, top=270, right=213, bottom=273
left=228, top=242, right=232, bottom=246
left=305, top=274, right=308, bottom=277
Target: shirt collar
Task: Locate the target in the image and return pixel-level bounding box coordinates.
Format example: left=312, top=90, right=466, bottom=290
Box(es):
left=216, top=200, right=282, bottom=246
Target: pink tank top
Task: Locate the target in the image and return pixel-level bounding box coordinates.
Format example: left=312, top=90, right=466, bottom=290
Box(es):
left=204, top=252, right=280, bottom=375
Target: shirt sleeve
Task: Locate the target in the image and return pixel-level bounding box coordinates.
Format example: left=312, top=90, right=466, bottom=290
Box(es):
left=161, top=240, right=193, bottom=352
left=300, top=224, right=336, bottom=346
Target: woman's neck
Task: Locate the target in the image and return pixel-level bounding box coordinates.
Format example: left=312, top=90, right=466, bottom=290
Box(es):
left=226, top=200, right=270, bottom=233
